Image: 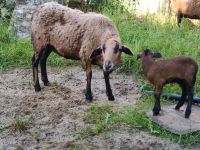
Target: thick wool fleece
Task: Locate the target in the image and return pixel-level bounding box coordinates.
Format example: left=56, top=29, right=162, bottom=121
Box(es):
left=31, top=2, right=121, bottom=70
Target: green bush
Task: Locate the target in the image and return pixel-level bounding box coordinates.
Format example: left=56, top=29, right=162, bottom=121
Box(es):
left=0, top=0, right=16, bottom=20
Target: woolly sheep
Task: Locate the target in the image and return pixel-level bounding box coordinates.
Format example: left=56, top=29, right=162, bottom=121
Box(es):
left=31, top=2, right=133, bottom=102
left=137, top=49, right=198, bottom=118
left=171, top=0, right=200, bottom=26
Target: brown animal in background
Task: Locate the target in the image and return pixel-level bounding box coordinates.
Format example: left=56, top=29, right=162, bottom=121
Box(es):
left=171, top=0, right=200, bottom=26
left=31, top=2, right=133, bottom=102
left=137, top=49, right=198, bottom=118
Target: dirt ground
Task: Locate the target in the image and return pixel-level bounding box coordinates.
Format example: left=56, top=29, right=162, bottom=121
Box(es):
left=0, top=66, right=197, bottom=149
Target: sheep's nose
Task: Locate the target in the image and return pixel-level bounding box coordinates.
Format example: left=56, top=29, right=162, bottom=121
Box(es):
left=104, top=60, right=113, bottom=73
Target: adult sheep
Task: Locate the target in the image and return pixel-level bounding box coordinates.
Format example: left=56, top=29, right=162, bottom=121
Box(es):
left=31, top=2, right=133, bottom=102
left=171, top=0, right=200, bottom=26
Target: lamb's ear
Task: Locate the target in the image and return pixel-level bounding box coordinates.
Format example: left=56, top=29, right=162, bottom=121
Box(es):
left=153, top=52, right=162, bottom=58
left=90, top=47, right=102, bottom=59
left=121, top=46, right=133, bottom=56
left=137, top=54, right=141, bottom=59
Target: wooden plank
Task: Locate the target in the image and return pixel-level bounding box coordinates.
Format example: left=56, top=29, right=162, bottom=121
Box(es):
left=147, top=104, right=200, bottom=135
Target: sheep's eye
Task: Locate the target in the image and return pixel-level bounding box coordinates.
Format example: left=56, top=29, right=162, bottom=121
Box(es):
left=102, top=44, right=106, bottom=53
left=114, top=43, right=119, bottom=54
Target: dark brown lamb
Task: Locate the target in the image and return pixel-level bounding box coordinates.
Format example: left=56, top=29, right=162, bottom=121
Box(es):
left=137, top=49, right=198, bottom=118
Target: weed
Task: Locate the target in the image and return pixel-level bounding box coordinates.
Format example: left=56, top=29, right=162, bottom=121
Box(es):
left=83, top=101, right=200, bottom=145
left=12, top=116, right=27, bottom=132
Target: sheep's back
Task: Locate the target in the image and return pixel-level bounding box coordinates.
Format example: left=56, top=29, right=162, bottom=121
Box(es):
left=31, top=2, right=120, bottom=61
left=172, top=0, right=200, bottom=16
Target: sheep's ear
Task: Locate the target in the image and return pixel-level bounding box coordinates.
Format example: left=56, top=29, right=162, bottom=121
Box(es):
left=90, top=47, right=102, bottom=59
left=121, top=46, right=133, bottom=56
left=153, top=52, right=162, bottom=58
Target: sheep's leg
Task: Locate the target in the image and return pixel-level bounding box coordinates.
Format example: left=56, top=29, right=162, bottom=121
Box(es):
left=185, top=87, right=193, bottom=118
left=40, top=47, right=52, bottom=86
left=32, top=53, right=41, bottom=92
left=153, top=84, right=163, bottom=115
left=177, top=12, right=183, bottom=27
left=175, top=81, right=187, bottom=110
left=32, top=54, right=36, bottom=82
left=104, top=72, right=114, bottom=101
left=85, top=69, right=93, bottom=102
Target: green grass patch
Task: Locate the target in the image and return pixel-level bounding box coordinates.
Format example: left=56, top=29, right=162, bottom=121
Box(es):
left=82, top=99, right=200, bottom=145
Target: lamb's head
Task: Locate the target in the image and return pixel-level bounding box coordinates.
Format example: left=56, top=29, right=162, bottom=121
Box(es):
left=90, top=39, right=133, bottom=74
left=137, top=49, right=162, bottom=60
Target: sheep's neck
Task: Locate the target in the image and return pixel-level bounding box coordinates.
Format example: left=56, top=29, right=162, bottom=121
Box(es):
left=142, top=57, right=154, bottom=77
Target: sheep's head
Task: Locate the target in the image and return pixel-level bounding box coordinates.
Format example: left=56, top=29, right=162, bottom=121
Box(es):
left=90, top=39, right=133, bottom=74
left=137, top=49, right=162, bottom=60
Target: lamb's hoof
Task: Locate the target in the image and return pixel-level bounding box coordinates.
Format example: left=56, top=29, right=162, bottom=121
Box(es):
left=175, top=102, right=184, bottom=110
left=34, top=85, right=41, bottom=92
left=108, top=95, right=115, bottom=101
left=153, top=111, right=159, bottom=116
left=44, top=81, right=50, bottom=86
left=85, top=93, right=93, bottom=103
left=185, top=110, right=191, bottom=118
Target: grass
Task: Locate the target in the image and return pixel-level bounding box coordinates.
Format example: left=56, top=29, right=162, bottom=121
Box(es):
left=79, top=2, right=200, bottom=145
left=82, top=99, right=200, bottom=145
left=1, top=1, right=200, bottom=146
left=12, top=116, right=28, bottom=132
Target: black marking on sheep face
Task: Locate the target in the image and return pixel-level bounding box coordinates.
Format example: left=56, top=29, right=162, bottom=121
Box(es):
left=114, top=43, right=120, bottom=54
left=102, top=43, right=120, bottom=54
left=90, top=47, right=102, bottom=60
left=102, top=44, right=106, bottom=53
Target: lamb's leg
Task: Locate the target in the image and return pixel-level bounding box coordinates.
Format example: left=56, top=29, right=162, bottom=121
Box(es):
left=104, top=72, right=114, bottom=101
left=185, top=87, right=193, bottom=118
left=85, top=68, right=93, bottom=102
left=175, top=81, right=187, bottom=110
left=40, top=47, right=52, bottom=86
left=32, top=53, right=41, bottom=92
left=153, top=84, right=163, bottom=115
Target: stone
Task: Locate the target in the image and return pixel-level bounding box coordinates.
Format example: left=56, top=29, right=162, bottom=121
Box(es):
left=147, top=104, right=200, bottom=135
left=1, top=8, right=8, bottom=18
left=9, top=0, right=88, bottom=39
left=9, top=0, right=60, bottom=39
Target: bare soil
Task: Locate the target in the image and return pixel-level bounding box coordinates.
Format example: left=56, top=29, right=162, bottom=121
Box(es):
left=0, top=66, right=196, bottom=149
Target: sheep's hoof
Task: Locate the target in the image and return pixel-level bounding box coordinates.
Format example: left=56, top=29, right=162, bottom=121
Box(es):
left=85, top=93, right=93, bottom=103
left=44, top=81, right=50, bottom=86
left=108, top=95, right=115, bottom=101
left=175, top=102, right=184, bottom=110
left=185, top=110, right=191, bottom=118
left=34, top=85, right=41, bottom=92
left=175, top=105, right=180, bottom=110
